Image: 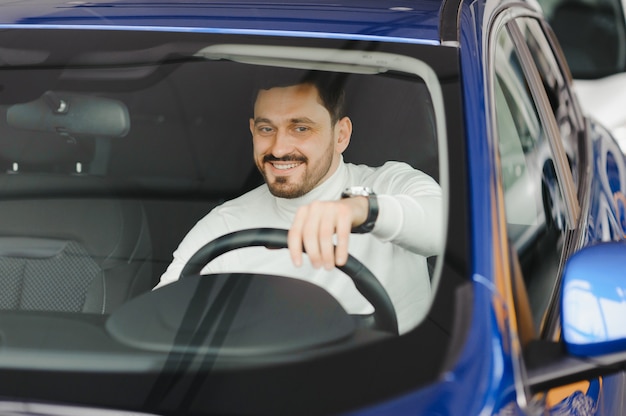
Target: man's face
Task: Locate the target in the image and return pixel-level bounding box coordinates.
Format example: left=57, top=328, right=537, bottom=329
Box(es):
left=250, top=83, right=351, bottom=198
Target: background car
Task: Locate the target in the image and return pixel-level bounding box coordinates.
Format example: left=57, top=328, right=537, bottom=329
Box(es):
left=538, top=0, right=626, bottom=151
left=1, top=0, right=626, bottom=415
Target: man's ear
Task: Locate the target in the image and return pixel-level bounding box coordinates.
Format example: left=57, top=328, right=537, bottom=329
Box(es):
left=249, top=118, right=255, bottom=136
left=335, top=116, right=352, bottom=153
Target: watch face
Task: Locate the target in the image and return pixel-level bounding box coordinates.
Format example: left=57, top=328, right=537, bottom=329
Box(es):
left=342, top=186, right=374, bottom=197
left=340, top=187, right=378, bottom=234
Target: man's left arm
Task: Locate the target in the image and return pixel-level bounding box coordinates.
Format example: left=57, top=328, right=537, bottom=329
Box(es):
left=288, top=162, right=443, bottom=269
left=372, top=191, right=443, bottom=255
left=370, top=162, right=442, bottom=255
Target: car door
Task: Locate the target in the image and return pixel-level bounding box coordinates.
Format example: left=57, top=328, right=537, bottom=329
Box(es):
left=488, top=8, right=626, bottom=413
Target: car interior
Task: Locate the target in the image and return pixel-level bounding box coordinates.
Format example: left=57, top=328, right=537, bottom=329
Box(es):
left=0, top=33, right=443, bottom=351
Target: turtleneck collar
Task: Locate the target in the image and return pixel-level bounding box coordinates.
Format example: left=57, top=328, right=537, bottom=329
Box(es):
left=273, top=156, right=348, bottom=218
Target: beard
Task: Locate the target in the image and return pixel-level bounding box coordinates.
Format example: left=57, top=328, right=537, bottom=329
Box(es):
left=268, top=175, right=308, bottom=198
left=258, top=152, right=334, bottom=199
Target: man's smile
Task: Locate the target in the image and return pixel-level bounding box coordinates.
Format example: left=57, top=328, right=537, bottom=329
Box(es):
left=270, top=161, right=303, bottom=171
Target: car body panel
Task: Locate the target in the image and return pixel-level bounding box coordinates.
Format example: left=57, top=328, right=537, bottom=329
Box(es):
left=0, top=0, right=442, bottom=44
left=2, top=0, right=626, bottom=415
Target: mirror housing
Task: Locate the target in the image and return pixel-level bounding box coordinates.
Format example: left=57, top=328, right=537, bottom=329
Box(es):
left=561, top=242, right=626, bottom=356
left=525, top=242, right=626, bottom=393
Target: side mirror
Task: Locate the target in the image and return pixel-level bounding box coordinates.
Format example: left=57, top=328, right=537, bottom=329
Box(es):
left=562, top=242, right=626, bottom=356
left=525, top=242, right=626, bottom=393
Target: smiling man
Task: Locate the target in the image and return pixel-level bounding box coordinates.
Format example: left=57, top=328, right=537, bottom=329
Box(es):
left=155, top=71, right=443, bottom=334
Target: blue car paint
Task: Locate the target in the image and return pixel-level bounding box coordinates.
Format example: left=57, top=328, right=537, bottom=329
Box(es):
left=562, top=243, right=626, bottom=355
left=588, top=121, right=626, bottom=242
left=562, top=122, right=626, bottom=413
left=553, top=79, right=626, bottom=416
left=0, top=0, right=443, bottom=44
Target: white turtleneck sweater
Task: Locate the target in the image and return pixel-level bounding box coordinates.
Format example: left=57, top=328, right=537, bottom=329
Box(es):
left=155, top=159, right=443, bottom=334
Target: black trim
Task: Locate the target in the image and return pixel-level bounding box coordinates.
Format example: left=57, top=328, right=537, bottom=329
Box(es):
left=440, top=0, right=463, bottom=43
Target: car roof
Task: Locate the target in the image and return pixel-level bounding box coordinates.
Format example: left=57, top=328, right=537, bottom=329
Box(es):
left=0, top=0, right=445, bottom=44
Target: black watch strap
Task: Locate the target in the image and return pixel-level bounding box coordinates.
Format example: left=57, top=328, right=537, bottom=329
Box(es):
left=352, top=194, right=378, bottom=233
left=341, top=187, right=378, bottom=234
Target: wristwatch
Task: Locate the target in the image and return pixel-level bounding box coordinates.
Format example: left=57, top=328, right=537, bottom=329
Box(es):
left=341, top=186, right=378, bottom=234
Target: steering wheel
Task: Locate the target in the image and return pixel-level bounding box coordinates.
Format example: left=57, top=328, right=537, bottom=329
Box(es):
left=180, top=228, right=398, bottom=334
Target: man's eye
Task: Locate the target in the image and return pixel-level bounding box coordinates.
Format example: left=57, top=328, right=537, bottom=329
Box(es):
left=294, top=126, right=310, bottom=133
left=258, top=126, right=274, bottom=133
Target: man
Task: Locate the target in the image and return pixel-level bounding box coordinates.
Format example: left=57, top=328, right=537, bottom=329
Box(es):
left=155, top=72, right=443, bottom=334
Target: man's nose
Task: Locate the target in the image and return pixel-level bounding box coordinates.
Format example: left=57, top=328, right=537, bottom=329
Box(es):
left=270, top=130, right=295, bottom=157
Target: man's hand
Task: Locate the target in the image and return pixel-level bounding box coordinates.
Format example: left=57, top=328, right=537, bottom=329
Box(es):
left=287, top=197, right=368, bottom=269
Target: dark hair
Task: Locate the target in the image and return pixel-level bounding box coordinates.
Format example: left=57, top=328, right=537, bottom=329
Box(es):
left=253, top=69, right=347, bottom=125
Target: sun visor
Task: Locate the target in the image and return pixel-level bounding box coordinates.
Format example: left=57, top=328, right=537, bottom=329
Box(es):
left=7, top=91, right=130, bottom=138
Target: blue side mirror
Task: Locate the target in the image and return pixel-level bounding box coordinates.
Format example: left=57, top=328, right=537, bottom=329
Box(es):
left=562, top=242, right=626, bottom=356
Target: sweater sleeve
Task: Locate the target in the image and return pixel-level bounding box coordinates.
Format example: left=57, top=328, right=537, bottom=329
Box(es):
left=368, top=162, right=443, bottom=257
left=154, top=211, right=229, bottom=289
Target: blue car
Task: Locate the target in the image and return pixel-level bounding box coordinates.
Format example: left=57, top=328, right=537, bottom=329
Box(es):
left=1, top=0, right=626, bottom=415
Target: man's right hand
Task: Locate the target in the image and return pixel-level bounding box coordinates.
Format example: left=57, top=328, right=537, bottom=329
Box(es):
left=287, top=197, right=368, bottom=270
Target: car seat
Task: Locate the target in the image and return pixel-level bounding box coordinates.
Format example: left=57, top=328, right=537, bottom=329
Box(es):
left=0, top=92, right=153, bottom=313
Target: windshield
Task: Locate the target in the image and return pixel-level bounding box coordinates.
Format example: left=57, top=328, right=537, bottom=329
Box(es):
left=0, top=29, right=461, bottom=414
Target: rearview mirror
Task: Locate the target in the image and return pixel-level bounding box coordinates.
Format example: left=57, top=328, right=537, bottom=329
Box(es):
left=7, top=91, right=130, bottom=138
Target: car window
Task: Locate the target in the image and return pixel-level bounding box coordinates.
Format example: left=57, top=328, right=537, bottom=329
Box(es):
left=494, top=25, right=569, bottom=329
left=540, top=0, right=626, bottom=78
